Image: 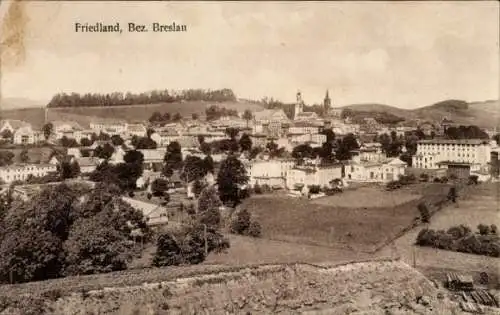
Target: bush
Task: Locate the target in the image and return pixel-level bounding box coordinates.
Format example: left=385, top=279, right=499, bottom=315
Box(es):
left=254, top=183, right=262, bottom=194
left=418, top=202, right=430, bottom=223
left=419, top=173, right=429, bottom=182
left=308, top=185, right=321, bottom=194
left=491, top=224, right=498, bottom=235
left=230, top=209, right=251, bottom=234
left=261, top=184, right=271, bottom=193
left=468, top=175, right=479, bottom=185
left=247, top=221, right=262, bottom=238
left=147, top=193, right=152, bottom=200
left=478, top=224, right=491, bottom=236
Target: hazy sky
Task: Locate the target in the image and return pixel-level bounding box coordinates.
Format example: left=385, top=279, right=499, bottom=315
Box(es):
left=1, top=1, right=499, bottom=108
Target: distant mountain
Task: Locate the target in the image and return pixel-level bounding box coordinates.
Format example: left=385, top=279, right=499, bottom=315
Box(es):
left=0, top=97, right=46, bottom=110
left=338, top=99, right=499, bottom=128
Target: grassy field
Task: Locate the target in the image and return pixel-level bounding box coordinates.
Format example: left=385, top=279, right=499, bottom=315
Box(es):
left=239, top=185, right=446, bottom=253
left=312, top=186, right=421, bottom=208
left=0, top=101, right=264, bottom=129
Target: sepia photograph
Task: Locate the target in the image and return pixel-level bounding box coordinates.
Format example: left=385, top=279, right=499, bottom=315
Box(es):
left=0, top=1, right=499, bottom=314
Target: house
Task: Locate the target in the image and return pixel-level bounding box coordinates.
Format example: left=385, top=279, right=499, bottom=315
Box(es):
left=253, top=109, right=290, bottom=125
left=0, top=163, right=57, bottom=183
left=13, top=125, right=38, bottom=145
left=150, top=130, right=180, bottom=147
left=109, top=146, right=126, bottom=164
left=344, top=157, right=407, bottom=182
left=139, top=148, right=166, bottom=170
left=0, top=120, right=34, bottom=143
left=51, top=120, right=85, bottom=142
left=286, top=163, right=343, bottom=190
left=121, top=197, right=168, bottom=227
left=74, top=157, right=102, bottom=174
left=126, top=124, right=147, bottom=138
left=90, top=119, right=128, bottom=136
left=246, top=158, right=296, bottom=189
left=412, top=139, right=492, bottom=171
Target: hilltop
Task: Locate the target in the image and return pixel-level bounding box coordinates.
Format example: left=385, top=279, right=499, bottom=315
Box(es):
left=0, top=97, right=46, bottom=110
left=339, top=99, right=499, bottom=128
left=0, top=100, right=265, bottom=129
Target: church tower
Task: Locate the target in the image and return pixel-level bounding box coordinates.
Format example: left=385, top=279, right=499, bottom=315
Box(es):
left=324, top=90, right=331, bottom=111
left=294, top=91, right=303, bottom=120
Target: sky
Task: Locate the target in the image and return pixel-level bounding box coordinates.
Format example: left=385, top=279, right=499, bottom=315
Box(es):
left=0, top=1, right=499, bottom=109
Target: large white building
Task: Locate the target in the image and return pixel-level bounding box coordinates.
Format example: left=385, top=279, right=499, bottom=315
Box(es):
left=246, top=158, right=296, bottom=188
left=90, top=119, right=128, bottom=136
left=345, top=157, right=407, bottom=183
left=286, top=164, right=343, bottom=189
left=412, top=139, right=492, bottom=171
left=0, top=164, right=57, bottom=183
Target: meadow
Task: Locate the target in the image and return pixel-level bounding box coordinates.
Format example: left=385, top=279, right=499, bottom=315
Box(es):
left=238, top=185, right=444, bottom=253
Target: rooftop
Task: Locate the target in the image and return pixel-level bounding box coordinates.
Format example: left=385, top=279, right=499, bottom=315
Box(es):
left=418, top=139, right=489, bottom=145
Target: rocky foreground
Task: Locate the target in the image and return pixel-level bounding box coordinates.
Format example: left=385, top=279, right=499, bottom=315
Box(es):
left=2, top=259, right=499, bottom=315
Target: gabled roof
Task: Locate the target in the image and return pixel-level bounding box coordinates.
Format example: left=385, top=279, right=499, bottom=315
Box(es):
left=127, top=124, right=146, bottom=132
left=387, top=158, right=407, bottom=166
left=0, top=119, right=31, bottom=131
left=254, top=109, right=289, bottom=121
left=51, top=120, right=84, bottom=131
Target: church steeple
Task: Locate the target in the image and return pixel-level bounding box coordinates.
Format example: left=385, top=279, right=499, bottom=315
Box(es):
left=324, top=90, right=331, bottom=109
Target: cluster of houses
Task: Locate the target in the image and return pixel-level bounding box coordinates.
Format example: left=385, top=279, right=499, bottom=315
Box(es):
left=1, top=90, right=498, bottom=188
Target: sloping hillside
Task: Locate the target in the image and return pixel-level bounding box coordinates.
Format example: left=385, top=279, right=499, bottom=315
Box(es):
left=339, top=100, right=499, bottom=128
left=0, top=97, right=45, bottom=110
left=0, top=259, right=474, bottom=315
left=0, top=101, right=265, bottom=129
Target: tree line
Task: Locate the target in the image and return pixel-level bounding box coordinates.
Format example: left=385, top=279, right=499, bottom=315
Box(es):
left=47, top=89, right=237, bottom=108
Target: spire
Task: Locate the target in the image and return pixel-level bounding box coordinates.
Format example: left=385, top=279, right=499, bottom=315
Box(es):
left=324, top=89, right=331, bottom=109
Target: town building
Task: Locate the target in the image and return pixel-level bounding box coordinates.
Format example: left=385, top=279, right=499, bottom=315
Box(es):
left=139, top=148, right=167, bottom=170
left=344, top=156, right=407, bottom=182
left=286, top=163, right=343, bottom=189
left=150, top=130, right=180, bottom=147
left=51, top=120, right=86, bottom=142
left=90, top=119, right=128, bottom=136
left=0, top=120, right=36, bottom=144
left=0, top=163, right=57, bottom=183
left=253, top=109, right=290, bottom=126
left=412, top=139, right=492, bottom=172
left=126, top=124, right=147, bottom=138
left=13, top=125, right=41, bottom=145
left=121, top=197, right=169, bottom=227
left=246, top=158, right=296, bottom=188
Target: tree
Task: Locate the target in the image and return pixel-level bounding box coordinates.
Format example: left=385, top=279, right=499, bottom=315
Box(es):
left=20, top=149, right=29, bottom=163
left=63, top=215, right=131, bottom=276
left=151, top=178, right=169, bottom=196
left=191, top=113, right=199, bottom=120
left=292, top=143, right=314, bottom=160
left=152, top=233, right=182, bottom=267
left=418, top=202, right=430, bottom=223
left=217, top=155, right=248, bottom=207
left=111, top=135, right=124, bottom=146
left=123, top=150, right=144, bottom=166
left=135, top=136, right=157, bottom=149
left=321, top=128, right=335, bottom=143
left=42, top=123, right=53, bottom=140
left=448, top=187, right=457, bottom=203
left=58, top=160, right=80, bottom=179
left=173, top=113, right=182, bottom=121
left=97, top=132, right=111, bottom=141
left=164, top=141, right=183, bottom=170
left=242, top=109, right=253, bottom=128
left=239, top=133, right=252, bottom=152
left=60, top=136, right=79, bottom=148
left=149, top=111, right=163, bottom=124
left=335, top=133, right=359, bottom=161
left=0, top=151, right=15, bottom=166
left=230, top=208, right=251, bottom=234
left=94, top=143, right=115, bottom=160
left=478, top=224, right=491, bottom=236
left=182, top=156, right=207, bottom=183
left=0, top=129, right=13, bottom=140
left=203, top=155, right=214, bottom=174
left=225, top=127, right=239, bottom=139
left=80, top=138, right=93, bottom=147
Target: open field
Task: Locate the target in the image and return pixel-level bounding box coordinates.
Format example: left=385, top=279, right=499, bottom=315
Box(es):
left=0, top=101, right=264, bottom=129
left=312, top=186, right=422, bottom=208
left=240, top=184, right=450, bottom=252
